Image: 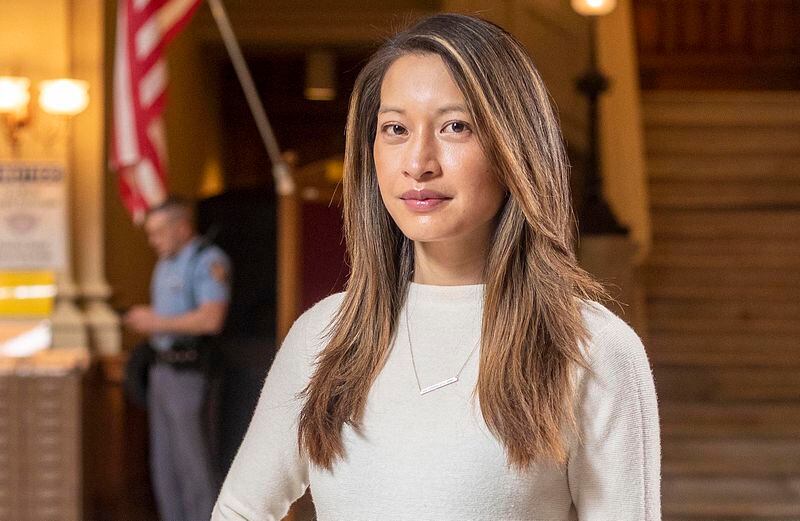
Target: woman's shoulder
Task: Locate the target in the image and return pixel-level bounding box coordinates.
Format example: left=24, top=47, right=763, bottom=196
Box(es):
left=576, top=298, right=651, bottom=371
left=298, top=291, right=346, bottom=328
left=274, top=292, right=346, bottom=374
left=290, top=291, right=347, bottom=351
left=578, top=298, right=633, bottom=335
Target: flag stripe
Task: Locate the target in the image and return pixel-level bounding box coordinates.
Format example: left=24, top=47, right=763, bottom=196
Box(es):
left=112, top=1, right=139, bottom=166
left=135, top=159, right=167, bottom=205
left=139, top=59, right=168, bottom=109
left=157, top=0, right=200, bottom=38
left=110, top=0, right=201, bottom=221
left=135, top=17, right=161, bottom=61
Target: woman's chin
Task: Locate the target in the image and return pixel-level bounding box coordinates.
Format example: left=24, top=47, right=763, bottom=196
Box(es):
left=400, top=230, right=463, bottom=245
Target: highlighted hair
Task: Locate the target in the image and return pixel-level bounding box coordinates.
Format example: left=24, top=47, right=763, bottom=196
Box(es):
left=298, top=13, right=611, bottom=469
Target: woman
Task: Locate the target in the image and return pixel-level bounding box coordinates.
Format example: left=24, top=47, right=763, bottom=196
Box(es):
left=213, top=13, right=661, bottom=521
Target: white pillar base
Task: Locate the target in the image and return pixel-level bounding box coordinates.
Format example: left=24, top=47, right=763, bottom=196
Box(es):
left=51, top=297, right=88, bottom=349
left=84, top=299, right=121, bottom=355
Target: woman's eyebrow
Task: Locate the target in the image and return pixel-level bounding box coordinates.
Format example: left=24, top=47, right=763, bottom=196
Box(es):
left=378, top=106, right=404, bottom=115
left=378, top=104, right=467, bottom=115
left=436, top=103, right=467, bottom=115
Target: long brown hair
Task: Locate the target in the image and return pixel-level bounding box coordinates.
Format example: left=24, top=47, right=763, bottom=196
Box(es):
left=298, top=13, right=611, bottom=470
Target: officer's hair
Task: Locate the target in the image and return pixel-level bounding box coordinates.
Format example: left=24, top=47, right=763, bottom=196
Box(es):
left=146, top=196, right=195, bottom=225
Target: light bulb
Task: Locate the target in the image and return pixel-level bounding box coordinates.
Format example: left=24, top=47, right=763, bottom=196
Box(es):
left=571, top=0, right=617, bottom=16
left=0, top=76, right=31, bottom=114
left=39, top=79, right=89, bottom=116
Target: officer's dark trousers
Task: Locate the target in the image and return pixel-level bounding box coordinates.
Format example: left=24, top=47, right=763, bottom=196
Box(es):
left=148, top=363, right=216, bottom=521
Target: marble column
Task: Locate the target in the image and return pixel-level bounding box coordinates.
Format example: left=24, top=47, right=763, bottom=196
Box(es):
left=596, top=0, right=652, bottom=264
left=69, top=0, right=121, bottom=354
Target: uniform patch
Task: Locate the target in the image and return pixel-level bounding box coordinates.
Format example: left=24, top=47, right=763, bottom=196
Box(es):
left=210, top=261, right=229, bottom=284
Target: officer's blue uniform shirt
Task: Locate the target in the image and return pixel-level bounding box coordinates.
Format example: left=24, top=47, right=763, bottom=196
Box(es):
left=150, top=237, right=231, bottom=351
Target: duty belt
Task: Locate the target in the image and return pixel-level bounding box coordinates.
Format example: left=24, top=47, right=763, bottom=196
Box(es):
left=154, top=347, right=201, bottom=365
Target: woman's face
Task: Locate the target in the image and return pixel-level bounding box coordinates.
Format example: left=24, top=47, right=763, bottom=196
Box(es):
left=373, top=53, right=506, bottom=248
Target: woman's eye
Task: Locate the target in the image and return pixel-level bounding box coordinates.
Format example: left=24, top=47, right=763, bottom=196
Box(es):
left=443, top=121, right=470, bottom=134
left=383, top=124, right=407, bottom=136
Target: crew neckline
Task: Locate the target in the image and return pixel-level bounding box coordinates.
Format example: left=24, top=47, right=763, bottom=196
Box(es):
left=407, top=281, right=485, bottom=301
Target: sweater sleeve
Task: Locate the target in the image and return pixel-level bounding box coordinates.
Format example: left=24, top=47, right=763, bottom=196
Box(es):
left=567, top=319, right=662, bottom=520
left=211, top=308, right=315, bottom=520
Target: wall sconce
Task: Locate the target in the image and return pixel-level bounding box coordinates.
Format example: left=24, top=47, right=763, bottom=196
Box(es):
left=0, top=76, right=89, bottom=154
left=304, top=50, right=336, bottom=101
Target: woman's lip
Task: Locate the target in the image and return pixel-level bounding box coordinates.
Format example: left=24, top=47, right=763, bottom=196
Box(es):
left=400, top=189, right=451, bottom=200
left=401, top=198, right=450, bottom=211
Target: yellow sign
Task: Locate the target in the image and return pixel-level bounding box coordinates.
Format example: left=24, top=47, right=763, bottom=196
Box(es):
left=0, top=271, right=56, bottom=316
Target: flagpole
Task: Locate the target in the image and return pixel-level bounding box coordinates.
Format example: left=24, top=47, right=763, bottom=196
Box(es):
left=205, top=0, right=295, bottom=196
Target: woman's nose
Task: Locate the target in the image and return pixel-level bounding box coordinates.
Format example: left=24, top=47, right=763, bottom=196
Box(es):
left=403, top=130, right=440, bottom=180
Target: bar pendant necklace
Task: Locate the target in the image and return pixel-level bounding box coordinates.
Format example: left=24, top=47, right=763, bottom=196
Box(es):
left=405, top=301, right=481, bottom=396
left=420, top=376, right=459, bottom=395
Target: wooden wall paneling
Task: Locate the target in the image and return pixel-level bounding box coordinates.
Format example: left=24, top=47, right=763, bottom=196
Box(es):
left=83, top=355, right=156, bottom=520
left=633, top=0, right=800, bottom=89
left=192, top=1, right=438, bottom=47
left=293, top=157, right=347, bottom=314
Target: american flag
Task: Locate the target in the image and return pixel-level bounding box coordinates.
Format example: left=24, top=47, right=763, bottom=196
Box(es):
left=110, top=0, right=202, bottom=222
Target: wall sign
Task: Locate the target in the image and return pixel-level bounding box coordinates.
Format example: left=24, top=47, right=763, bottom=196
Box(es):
left=0, top=162, right=67, bottom=270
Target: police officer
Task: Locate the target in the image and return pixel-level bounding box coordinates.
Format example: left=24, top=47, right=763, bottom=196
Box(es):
left=124, top=196, right=230, bottom=521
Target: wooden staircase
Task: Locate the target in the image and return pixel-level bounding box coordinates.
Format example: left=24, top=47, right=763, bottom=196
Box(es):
left=641, top=91, right=800, bottom=520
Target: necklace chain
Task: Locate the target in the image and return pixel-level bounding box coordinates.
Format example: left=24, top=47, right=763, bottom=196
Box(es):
left=404, top=288, right=482, bottom=395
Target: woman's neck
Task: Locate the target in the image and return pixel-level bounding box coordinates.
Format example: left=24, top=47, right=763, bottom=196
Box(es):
left=412, top=237, right=488, bottom=286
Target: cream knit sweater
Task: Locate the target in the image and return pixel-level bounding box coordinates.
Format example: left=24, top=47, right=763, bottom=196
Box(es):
left=212, top=283, right=661, bottom=520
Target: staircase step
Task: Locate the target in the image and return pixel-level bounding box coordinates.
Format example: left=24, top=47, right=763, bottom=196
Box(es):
left=648, top=316, right=800, bottom=335
left=654, top=366, right=800, bottom=401
left=649, top=239, right=800, bottom=269
left=646, top=285, right=799, bottom=300
left=644, top=266, right=800, bottom=290
left=651, top=209, right=800, bottom=239
left=642, top=91, right=800, bottom=127
left=663, top=437, right=800, bottom=477
left=661, top=402, right=800, bottom=437
left=645, top=126, right=800, bottom=155
left=649, top=177, right=800, bottom=209
left=663, top=476, right=800, bottom=518
left=648, top=333, right=798, bottom=367
left=647, top=297, right=800, bottom=321
left=648, top=154, right=800, bottom=181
